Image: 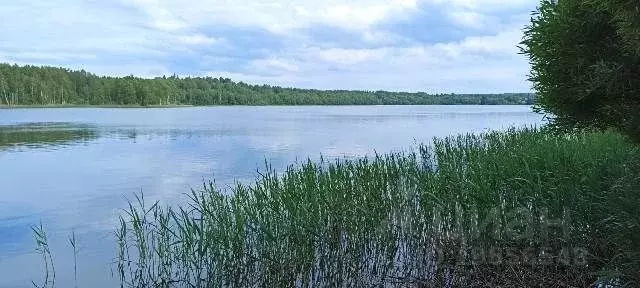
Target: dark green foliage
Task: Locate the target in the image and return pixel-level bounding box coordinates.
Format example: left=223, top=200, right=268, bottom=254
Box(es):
left=113, top=129, right=639, bottom=287
left=0, top=63, right=533, bottom=106
left=521, top=0, right=640, bottom=141
left=588, top=0, right=640, bottom=56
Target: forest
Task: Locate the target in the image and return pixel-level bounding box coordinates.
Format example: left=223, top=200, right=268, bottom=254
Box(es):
left=0, top=63, right=534, bottom=106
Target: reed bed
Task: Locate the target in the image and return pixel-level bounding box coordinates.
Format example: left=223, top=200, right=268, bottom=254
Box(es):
left=110, top=128, right=639, bottom=287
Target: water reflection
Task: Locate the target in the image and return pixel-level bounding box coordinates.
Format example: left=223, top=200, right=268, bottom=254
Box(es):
left=0, top=122, right=98, bottom=151
left=103, top=127, right=240, bottom=141
left=0, top=122, right=244, bottom=151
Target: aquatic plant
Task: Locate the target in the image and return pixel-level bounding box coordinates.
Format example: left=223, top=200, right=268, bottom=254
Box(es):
left=112, top=128, right=639, bottom=287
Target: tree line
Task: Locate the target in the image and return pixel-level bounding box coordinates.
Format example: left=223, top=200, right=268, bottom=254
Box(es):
left=0, top=63, right=534, bottom=106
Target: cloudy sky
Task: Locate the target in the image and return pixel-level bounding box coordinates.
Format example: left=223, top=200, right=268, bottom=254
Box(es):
left=0, top=0, right=538, bottom=93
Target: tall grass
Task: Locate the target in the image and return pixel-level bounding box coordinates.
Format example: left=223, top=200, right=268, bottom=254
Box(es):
left=77, top=128, right=640, bottom=286
left=113, top=128, right=640, bottom=287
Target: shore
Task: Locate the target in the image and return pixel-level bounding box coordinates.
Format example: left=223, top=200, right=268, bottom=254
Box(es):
left=0, top=103, right=532, bottom=109
left=0, top=104, right=195, bottom=109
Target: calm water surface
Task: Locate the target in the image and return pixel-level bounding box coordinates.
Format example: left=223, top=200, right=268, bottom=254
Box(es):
left=0, top=106, right=543, bottom=287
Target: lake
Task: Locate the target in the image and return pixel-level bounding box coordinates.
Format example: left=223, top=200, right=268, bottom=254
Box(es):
left=0, top=106, right=543, bottom=287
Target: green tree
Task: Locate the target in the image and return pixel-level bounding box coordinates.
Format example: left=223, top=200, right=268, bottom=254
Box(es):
left=522, top=0, right=640, bottom=141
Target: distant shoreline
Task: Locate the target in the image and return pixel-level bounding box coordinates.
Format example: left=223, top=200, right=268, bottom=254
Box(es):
left=0, top=104, right=194, bottom=109
left=0, top=63, right=536, bottom=107
left=0, top=103, right=533, bottom=109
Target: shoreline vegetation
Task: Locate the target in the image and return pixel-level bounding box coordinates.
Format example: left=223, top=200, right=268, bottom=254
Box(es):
left=0, top=103, right=531, bottom=109
left=0, top=104, right=196, bottom=109
left=33, top=128, right=639, bottom=287
left=0, top=63, right=535, bottom=107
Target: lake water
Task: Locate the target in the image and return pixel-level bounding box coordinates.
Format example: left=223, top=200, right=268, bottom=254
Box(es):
left=0, top=106, right=543, bottom=287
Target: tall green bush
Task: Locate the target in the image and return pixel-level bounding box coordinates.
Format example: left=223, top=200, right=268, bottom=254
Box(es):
left=522, top=0, right=640, bottom=142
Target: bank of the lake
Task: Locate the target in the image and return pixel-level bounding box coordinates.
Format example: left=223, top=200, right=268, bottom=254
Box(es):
left=0, top=104, right=195, bottom=109
left=0, top=103, right=531, bottom=109
left=0, top=64, right=535, bottom=107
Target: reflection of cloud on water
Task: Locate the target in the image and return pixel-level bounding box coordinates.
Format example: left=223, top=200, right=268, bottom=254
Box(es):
left=320, top=145, right=372, bottom=159
left=0, top=215, right=35, bottom=257
left=246, top=133, right=302, bottom=154
left=99, top=126, right=244, bottom=142
left=50, top=131, right=277, bottom=235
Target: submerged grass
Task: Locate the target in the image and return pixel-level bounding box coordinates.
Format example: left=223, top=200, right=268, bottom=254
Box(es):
left=36, top=128, right=640, bottom=287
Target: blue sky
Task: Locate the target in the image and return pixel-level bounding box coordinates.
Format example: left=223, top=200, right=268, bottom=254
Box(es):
left=0, top=0, right=539, bottom=93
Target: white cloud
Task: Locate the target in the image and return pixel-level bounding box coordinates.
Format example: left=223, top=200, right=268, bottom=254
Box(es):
left=202, top=27, right=531, bottom=93
left=317, top=48, right=386, bottom=65
left=121, top=0, right=420, bottom=34
left=313, top=28, right=522, bottom=67
left=125, top=0, right=188, bottom=31
left=179, top=34, right=220, bottom=45
left=361, top=30, right=405, bottom=45
left=447, top=11, right=492, bottom=29
left=430, top=0, right=535, bottom=32
left=7, top=52, right=97, bottom=62
left=433, top=28, right=523, bottom=57
left=251, top=57, right=300, bottom=73
left=318, top=1, right=416, bottom=31
left=429, top=0, right=535, bottom=11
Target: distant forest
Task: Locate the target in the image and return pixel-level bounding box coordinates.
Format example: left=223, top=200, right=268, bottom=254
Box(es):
left=0, top=63, right=535, bottom=106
